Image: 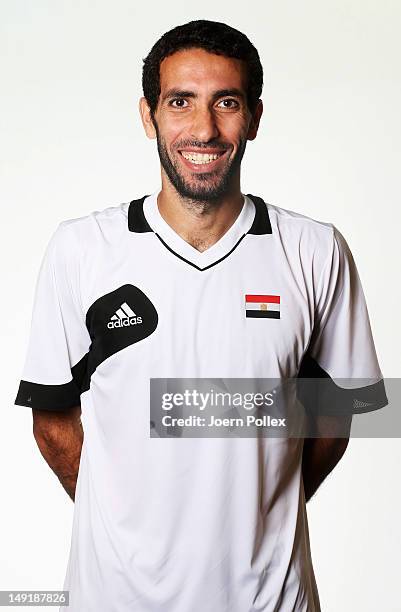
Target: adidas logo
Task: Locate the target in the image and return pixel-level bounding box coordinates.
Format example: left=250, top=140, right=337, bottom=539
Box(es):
left=107, top=302, right=143, bottom=329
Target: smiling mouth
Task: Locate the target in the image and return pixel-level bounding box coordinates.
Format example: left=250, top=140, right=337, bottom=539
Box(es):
left=179, top=150, right=227, bottom=166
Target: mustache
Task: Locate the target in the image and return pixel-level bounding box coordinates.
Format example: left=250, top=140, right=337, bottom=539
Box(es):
left=175, top=141, right=229, bottom=151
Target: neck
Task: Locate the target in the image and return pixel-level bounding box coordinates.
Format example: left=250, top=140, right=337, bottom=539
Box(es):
left=157, top=179, right=245, bottom=253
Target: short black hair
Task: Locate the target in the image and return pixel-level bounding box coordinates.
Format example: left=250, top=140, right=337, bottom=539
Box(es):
left=142, top=19, right=263, bottom=118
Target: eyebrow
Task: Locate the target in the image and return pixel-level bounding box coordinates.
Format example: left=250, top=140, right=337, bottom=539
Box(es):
left=161, top=88, right=246, bottom=103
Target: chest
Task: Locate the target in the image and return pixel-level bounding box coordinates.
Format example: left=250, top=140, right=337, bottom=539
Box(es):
left=79, top=239, right=314, bottom=380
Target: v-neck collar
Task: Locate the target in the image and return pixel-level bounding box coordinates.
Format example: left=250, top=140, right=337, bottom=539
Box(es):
left=144, top=191, right=254, bottom=269
left=127, top=191, right=272, bottom=271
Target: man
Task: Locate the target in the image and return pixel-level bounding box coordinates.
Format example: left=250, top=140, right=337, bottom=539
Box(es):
left=15, top=19, right=387, bottom=612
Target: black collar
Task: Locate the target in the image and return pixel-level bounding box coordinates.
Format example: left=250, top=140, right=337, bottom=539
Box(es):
left=128, top=194, right=153, bottom=232
left=128, top=193, right=272, bottom=235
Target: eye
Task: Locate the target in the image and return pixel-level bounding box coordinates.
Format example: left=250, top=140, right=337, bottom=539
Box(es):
left=169, top=98, right=189, bottom=108
left=217, top=98, right=239, bottom=109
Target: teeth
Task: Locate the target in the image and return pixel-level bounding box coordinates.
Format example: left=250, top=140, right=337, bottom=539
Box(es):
left=181, top=151, right=222, bottom=164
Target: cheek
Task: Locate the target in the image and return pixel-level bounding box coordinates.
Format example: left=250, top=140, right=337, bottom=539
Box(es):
left=162, top=129, right=185, bottom=152
left=217, top=119, right=248, bottom=142
left=158, top=115, right=187, bottom=140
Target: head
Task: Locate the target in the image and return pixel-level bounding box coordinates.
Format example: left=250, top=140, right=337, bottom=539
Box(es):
left=139, top=20, right=264, bottom=204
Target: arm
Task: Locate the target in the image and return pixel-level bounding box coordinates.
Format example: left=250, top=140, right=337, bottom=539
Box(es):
left=302, top=414, right=352, bottom=503
left=32, top=406, right=83, bottom=502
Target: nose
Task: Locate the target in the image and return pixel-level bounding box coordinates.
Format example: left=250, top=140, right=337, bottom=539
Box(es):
left=189, top=106, right=220, bottom=142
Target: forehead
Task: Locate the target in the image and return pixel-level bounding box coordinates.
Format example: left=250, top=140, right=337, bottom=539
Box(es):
left=159, top=47, right=248, bottom=93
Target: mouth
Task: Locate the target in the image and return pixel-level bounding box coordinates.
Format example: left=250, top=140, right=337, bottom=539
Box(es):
left=178, top=149, right=228, bottom=172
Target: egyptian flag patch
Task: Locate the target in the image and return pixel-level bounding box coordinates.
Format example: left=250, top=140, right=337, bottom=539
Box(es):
left=245, top=294, right=280, bottom=319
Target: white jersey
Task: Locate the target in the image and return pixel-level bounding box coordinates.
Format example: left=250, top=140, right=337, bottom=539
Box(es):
left=15, top=192, right=387, bottom=611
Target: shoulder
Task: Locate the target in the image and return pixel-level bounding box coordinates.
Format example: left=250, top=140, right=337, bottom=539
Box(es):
left=264, top=201, right=355, bottom=280
left=57, top=201, right=129, bottom=239
left=267, top=202, right=334, bottom=238
left=48, top=201, right=130, bottom=256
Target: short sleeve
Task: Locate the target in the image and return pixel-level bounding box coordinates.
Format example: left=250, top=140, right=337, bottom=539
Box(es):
left=14, top=222, right=91, bottom=411
left=297, top=226, right=388, bottom=415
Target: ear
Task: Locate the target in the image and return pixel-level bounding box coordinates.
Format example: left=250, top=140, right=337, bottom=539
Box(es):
left=139, top=97, right=157, bottom=139
left=246, top=99, right=263, bottom=141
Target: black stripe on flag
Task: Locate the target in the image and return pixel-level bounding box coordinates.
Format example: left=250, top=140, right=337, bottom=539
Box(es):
left=246, top=310, right=280, bottom=319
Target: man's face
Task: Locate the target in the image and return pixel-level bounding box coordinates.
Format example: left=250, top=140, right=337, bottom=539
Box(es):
left=140, top=47, right=262, bottom=202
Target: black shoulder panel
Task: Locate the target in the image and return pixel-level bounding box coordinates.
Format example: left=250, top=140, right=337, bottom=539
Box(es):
left=77, top=284, right=158, bottom=393
left=128, top=196, right=153, bottom=232
left=246, top=194, right=272, bottom=235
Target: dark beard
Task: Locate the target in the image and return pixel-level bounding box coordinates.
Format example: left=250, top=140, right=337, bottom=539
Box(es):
left=152, top=119, right=247, bottom=206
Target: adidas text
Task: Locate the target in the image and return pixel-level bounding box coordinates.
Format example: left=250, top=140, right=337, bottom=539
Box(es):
left=108, top=316, right=143, bottom=329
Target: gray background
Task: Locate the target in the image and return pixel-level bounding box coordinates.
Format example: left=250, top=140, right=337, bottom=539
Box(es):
left=1, top=1, right=400, bottom=610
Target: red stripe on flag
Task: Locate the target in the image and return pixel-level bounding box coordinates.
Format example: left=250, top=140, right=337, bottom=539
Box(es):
left=245, top=294, right=280, bottom=304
